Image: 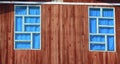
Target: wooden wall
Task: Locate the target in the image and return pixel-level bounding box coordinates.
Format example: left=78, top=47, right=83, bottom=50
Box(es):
left=0, top=4, right=120, bottom=64
left=0, top=0, right=119, bottom=2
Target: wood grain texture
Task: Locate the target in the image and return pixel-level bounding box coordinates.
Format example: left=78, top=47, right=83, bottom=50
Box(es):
left=0, top=4, right=120, bottom=64
left=0, top=4, right=14, bottom=64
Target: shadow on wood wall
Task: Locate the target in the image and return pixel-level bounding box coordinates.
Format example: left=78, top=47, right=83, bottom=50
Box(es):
left=0, top=4, right=13, bottom=14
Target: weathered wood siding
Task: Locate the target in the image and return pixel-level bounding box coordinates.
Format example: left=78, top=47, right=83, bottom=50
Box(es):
left=0, top=0, right=119, bottom=2
left=0, top=4, right=120, bottom=64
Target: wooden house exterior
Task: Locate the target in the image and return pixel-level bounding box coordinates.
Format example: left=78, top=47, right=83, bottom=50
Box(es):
left=0, top=0, right=120, bottom=64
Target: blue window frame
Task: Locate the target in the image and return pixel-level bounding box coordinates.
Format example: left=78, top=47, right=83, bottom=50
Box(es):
left=14, top=5, right=41, bottom=50
left=88, top=7, right=116, bottom=52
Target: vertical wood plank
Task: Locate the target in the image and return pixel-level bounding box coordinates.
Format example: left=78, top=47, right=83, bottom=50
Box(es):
left=74, top=5, right=84, bottom=64
left=106, top=53, right=117, bottom=64
left=59, top=5, right=63, bottom=64
left=50, top=5, right=59, bottom=64
left=82, top=6, right=89, bottom=64
left=115, top=6, right=120, bottom=64
left=0, top=5, right=8, bottom=64
left=67, top=5, right=76, bottom=64
left=7, top=5, right=14, bottom=64
left=41, top=4, right=51, bottom=64
left=62, top=5, right=69, bottom=64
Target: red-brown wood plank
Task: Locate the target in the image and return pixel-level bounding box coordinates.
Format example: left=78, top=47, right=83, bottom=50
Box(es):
left=74, top=5, right=84, bottom=64
left=67, top=5, right=76, bottom=64
left=115, top=6, right=120, bottom=64
left=0, top=5, right=10, bottom=64
left=82, top=6, right=89, bottom=64
left=41, top=4, right=51, bottom=64
left=59, top=5, right=63, bottom=64
left=62, top=5, right=69, bottom=64
left=7, top=5, right=14, bottom=64
left=50, top=4, right=59, bottom=64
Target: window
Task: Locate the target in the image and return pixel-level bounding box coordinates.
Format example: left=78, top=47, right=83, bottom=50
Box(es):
left=14, top=5, right=41, bottom=50
left=88, top=7, right=116, bottom=52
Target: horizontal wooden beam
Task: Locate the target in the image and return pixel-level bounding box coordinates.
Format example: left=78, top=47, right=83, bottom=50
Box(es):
left=0, top=1, right=120, bottom=6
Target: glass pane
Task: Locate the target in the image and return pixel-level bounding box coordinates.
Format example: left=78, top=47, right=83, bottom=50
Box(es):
left=32, top=34, right=40, bottom=49
left=89, top=18, right=97, bottom=33
left=29, top=6, right=40, bottom=15
left=99, top=18, right=114, bottom=25
left=99, top=27, right=114, bottom=34
left=89, top=8, right=100, bottom=17
left=90, top=35, right=105, bottom=42
left=102, top=9, right=114, bottom=17
left=25, top=17, right=40, bottom=23
left=15, top=16, right=22, bottom=31
left=25, top=25, right=40, bottom=32
left=15, top=33, right=31, bottom=40
left=15, top=42, right=30, bottom=49
left=15, top=6, right=27, bottom=15
left=90, top=44, right=105, bottom=51
left=107, top=36, right=114, bottom=51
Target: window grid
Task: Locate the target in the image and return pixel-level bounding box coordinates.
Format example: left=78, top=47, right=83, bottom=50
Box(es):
left=88, top=7, right=116, bottom=52
left=14, top=5, right=41, bottom=50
